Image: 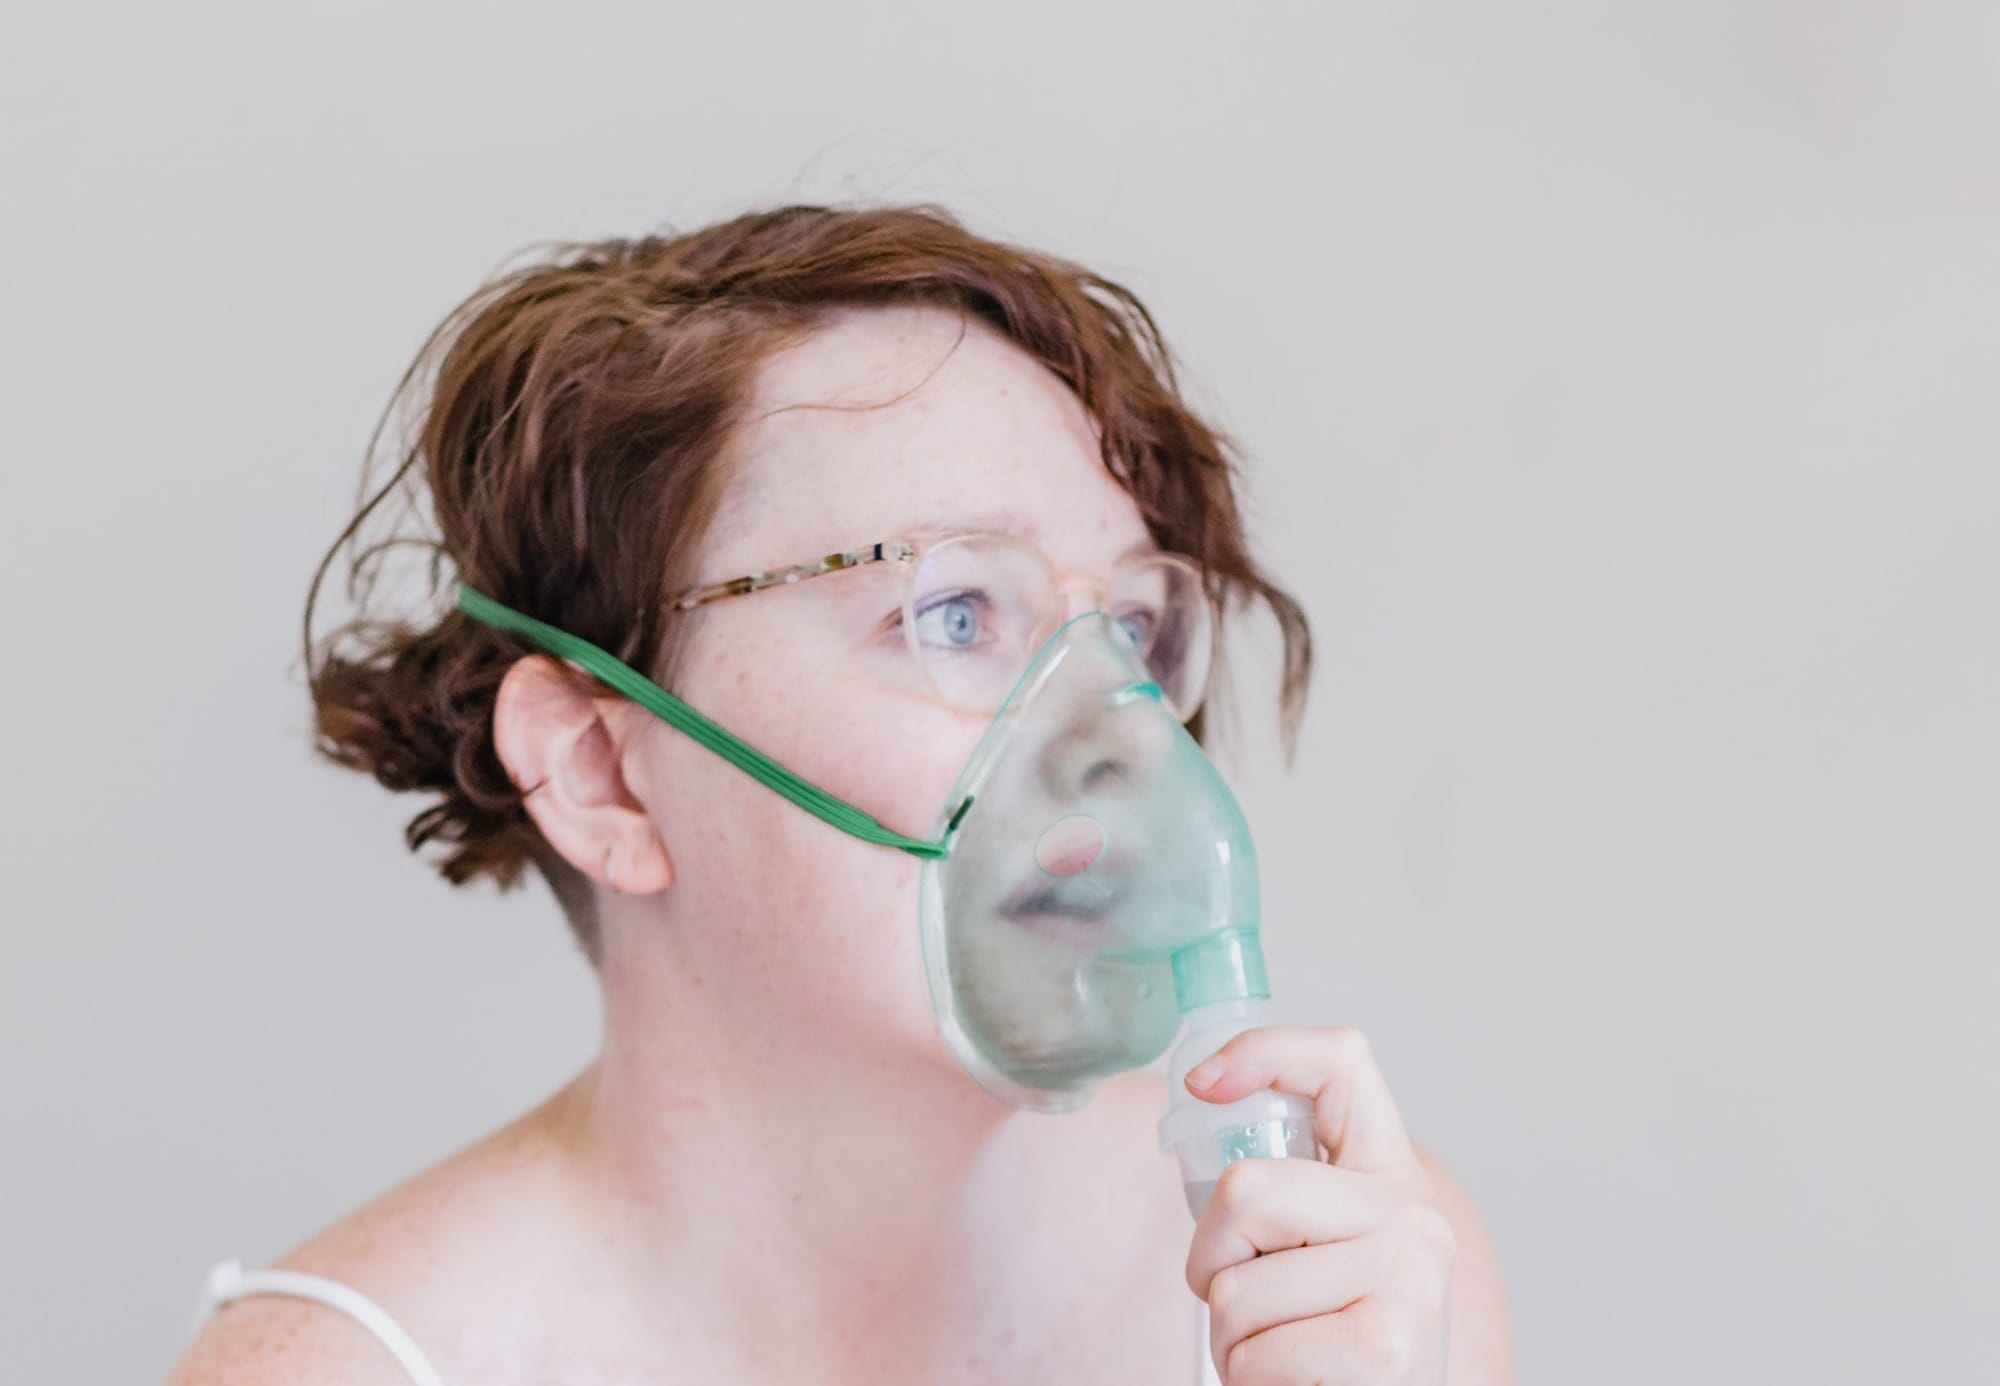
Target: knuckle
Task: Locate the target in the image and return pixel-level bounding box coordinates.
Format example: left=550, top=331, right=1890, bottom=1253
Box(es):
left=1414, top=1257, right=1453, bottom=1310
left=1212, top=1155, right=1269, bottom=1214
left=1391, top=1205, right=1457, bottom=1306
left=1364, top=1318, right=1422, bottom=1379
left=1327, top=1025, right=1374, bottom=1064
left=1411, top=1203, right=1458, bottom=1261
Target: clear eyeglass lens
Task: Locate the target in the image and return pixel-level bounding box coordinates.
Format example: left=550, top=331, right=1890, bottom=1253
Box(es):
left=1106, top=555, right=1211, bottom=720
left=908, top=536, right=1061, bottom=713
left=908, top=538, right=1212, bottom=719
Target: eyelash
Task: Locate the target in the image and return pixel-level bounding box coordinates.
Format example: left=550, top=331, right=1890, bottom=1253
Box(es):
left=888, top=587, right=987, bottom=625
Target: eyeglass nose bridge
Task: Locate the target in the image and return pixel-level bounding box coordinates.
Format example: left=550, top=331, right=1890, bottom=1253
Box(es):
left=1052, top=572, right=1111, bottom=623
left=1019, top=578, right=1112, bottom=681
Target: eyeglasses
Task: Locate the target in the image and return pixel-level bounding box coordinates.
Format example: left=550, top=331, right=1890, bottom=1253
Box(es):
left=670, top=532, right=1215, bottom=722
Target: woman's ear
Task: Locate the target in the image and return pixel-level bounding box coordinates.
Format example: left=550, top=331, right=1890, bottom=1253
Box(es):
left=492, top=655, right=673, bottom=895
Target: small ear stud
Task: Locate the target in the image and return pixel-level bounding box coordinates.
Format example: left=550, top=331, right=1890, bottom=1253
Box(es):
left=603, top=846, right=619, bottom=894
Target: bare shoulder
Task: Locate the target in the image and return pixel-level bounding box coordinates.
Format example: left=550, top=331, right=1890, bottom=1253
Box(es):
left=1413, top=1140, right=1518, bottom=1386
left=164, top=1082, right=593, bottom=1386
left=167, top=1288, right=417, bottom=1386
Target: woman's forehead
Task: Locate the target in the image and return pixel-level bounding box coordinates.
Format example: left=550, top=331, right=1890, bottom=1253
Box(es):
left=703, top=307, right=1149, bottom=573
left=751, top=303, right=992, bottom=410
left=740, top=305, right=1089, bottom=466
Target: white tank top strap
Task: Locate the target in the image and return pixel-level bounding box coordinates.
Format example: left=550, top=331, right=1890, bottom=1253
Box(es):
left=192, top=1256, right=446, bottom=1386
left=195, top=1254, right=1211, bottom=1385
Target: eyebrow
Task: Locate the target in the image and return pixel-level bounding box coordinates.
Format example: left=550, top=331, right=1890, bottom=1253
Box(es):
left=893, top=508, right=1041, bottom=542
left=887, top=511, right=1164, bottom=565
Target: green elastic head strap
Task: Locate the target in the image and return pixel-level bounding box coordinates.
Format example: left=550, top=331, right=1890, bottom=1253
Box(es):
left=456, top=581, right=948, bottom=859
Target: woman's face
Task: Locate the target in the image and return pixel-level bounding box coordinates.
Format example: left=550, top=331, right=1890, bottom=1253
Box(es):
left=612, top=304, right=1166, bottom=1092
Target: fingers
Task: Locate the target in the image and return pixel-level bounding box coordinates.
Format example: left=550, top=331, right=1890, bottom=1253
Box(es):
left=1205, top=1235, right=1382, bottom=1359
left=1185, top=1157, right=1397, bottom=1299
left=1216, top=1312, right=1355, bottom=1386
left=1221, top=1295, right=1445, bottom=1386
left=1203, top=1203, right=1459, bottom=1346
left=1184, top=1024, right=1414, bottom=1172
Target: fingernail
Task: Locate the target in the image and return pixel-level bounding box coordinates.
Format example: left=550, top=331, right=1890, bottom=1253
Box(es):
left=1185, top=1054, right=1226, bottom=1091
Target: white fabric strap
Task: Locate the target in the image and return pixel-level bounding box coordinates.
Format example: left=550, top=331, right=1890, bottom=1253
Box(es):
left=194, top=1253, right=1215, bottom=1385
left=192, top=1257, right=446, bottom=1386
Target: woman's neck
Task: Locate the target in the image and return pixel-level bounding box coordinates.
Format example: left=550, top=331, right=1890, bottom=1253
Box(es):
left=551, top=905, right=1187, bottom=1380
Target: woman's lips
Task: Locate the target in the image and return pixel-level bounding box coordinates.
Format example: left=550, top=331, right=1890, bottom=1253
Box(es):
left=1003, top=905, right=1115, bottom=948
left=997, top=857, right=1132, bottom=946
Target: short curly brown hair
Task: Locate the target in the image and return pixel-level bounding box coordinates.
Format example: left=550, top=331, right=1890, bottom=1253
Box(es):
left=305, top=203, right=1310, bottom=963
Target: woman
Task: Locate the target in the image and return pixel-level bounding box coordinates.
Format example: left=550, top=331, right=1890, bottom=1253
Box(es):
left=169, top=204, right=1514, bottom=1384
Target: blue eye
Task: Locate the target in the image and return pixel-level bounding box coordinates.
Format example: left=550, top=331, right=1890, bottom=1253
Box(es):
left=1113, top=611, right=1151, bottom=653
left=915, top=593, right=984, bottom=649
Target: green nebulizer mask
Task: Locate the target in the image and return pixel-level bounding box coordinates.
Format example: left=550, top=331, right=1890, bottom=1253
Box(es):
left=919, top=613, right=1319, bottom=1215
left=454, top=586, right=1316, bottom=1218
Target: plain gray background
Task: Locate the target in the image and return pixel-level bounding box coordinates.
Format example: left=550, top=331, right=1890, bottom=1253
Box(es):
left=4, top=2, right=1996, bottom=1381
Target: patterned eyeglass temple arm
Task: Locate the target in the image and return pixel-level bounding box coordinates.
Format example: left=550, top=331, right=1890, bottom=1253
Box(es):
left=670, top=540, right=917, bottom=611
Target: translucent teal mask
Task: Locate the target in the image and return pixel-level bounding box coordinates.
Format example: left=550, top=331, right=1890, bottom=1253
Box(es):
left=915, top=610, right=1272, bottom=1112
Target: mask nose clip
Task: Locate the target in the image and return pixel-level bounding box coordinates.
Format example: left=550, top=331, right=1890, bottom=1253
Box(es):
left=1103, top=679, right=1163, bottom=708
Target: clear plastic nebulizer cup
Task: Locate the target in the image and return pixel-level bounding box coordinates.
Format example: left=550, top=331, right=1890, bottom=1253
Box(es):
left=1155, top=943, right=1321, bottom=1218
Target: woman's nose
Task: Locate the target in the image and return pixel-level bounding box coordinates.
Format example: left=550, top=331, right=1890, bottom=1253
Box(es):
left=1037, top=637, right=1172, bottom=801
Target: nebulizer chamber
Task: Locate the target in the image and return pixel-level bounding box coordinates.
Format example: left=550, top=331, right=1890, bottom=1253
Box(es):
left=1156, top=938, right=1320, bottom=1217
left=918, top=613, right=1317, bottom=1217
